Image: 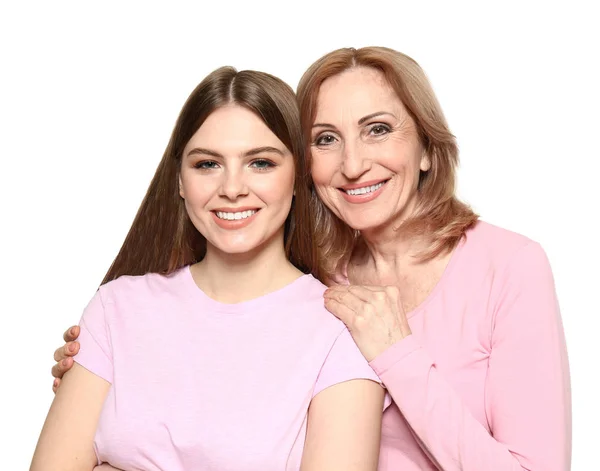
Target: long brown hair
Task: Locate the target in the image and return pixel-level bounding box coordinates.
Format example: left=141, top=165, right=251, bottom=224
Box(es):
left=297, top=47, right=478, bottom=280
left=101, top=66, right=317, bottom=285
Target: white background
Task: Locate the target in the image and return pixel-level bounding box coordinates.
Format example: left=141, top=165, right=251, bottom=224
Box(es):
left=1, top=1, right=598, bottom=468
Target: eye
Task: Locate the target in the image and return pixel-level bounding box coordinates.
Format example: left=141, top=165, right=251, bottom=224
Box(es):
left=368, top=123, right=391, bottom=136
left=194, top=160, right=219, bottom=170
left=314, top=133, right=337, bottom=146
left=249, top=159, right=275, bottom=171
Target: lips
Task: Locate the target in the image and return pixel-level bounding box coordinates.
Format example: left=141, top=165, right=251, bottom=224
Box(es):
left=337, top=179, right=389, bottom=204
left=214, top=209, right=257, bottom=221
left=210, top=207, right=261, bottom=229
left=338, top=179, right=389, bottom=194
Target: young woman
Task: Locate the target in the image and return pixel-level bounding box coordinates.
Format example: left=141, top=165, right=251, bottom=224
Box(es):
left=30, top=66, right=385, bottom=471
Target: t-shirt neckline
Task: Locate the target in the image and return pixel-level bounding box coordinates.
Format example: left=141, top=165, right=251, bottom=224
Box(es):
left=180, top=265, right=314, bottom=314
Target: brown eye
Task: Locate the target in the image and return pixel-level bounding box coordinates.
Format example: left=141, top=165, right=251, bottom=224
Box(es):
left=315, top=134, right=336, bottom=146
left=369, top=124, right=391, bottom=136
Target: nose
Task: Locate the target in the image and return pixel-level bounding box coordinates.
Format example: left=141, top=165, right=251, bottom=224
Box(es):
left=219, top=168, right=249, bottom=200
left=340, top=140, right=372, bottom=179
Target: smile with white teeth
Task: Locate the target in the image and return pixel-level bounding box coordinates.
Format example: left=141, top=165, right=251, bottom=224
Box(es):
left=215, top=210, right=257, bottom=220
left=344, top=181, right=385, bottom=196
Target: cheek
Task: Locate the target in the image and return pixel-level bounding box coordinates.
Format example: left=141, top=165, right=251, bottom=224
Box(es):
left=311, top=154, right=338, bottom=185
left=379, top=145, right=420, bottom=179
left=180, top=173, right=215, bottom=206
left=253, top=169, right=295, bottom=203
left=315, top=185, right=332, bottom=206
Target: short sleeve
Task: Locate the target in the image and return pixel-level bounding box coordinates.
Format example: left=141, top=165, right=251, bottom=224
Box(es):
left=74, top=288, right=113, bottom=383
left=313, top=328, right=391, bottom=408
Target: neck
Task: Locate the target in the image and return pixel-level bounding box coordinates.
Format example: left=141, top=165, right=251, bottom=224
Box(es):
left=360, top=225, right=424, bottom=269
left=191, top=229, right=302, bottom=303
left=357, top=202, right=430, bottom=277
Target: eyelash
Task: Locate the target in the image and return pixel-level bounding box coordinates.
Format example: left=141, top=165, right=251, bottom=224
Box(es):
left=249, top=159, right=276, bottom=171
left=193, top=159, right=276, bottom=171
left=314, top=134, right=337, bottom=146
left=313, top=123, right=391, bottom=146
left=194, top=160, right=219, bottom=170
left=368, top=123, right=391, bottom=136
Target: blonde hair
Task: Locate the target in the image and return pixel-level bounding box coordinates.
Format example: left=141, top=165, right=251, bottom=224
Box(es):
left=297, top=47, right=478, bottom=280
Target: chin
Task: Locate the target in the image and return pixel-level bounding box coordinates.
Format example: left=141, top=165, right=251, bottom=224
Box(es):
left=215, top=240, right=262, bottom=255
left=339, top=212, right=391, bottom=232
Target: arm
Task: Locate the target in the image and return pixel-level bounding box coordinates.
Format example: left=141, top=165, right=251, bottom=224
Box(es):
left=370, top=242, right=571, bottom=470
left=30, top=362, right=110, bottom=471
left=301, top=379, right=383, bottom=470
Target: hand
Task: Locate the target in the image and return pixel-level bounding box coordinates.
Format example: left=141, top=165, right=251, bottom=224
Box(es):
left=323, top=285, right=412, bottom=362
left=51, top=325, right=80, bottom=393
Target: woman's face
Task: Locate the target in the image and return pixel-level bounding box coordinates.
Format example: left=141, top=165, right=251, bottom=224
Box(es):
left=180, top=105, right=295, bottom=255
left=310, top=67, right=430, bottom=233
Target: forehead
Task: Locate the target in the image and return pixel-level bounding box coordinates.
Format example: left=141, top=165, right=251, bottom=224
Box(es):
left=314, top=67, right=404, bottom=121
left=186, top=104, right=284, bottom=150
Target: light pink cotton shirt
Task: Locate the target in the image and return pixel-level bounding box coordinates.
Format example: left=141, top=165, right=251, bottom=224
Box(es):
left=360, top=221, right=571, bottom=470
left=74, top=270, right=384, bottom=470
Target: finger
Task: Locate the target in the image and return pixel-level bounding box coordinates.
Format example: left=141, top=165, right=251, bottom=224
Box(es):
left=53, top=341, right=80, bottom=363
left=324, top=297, right=357, bottom=327
left=65, top=341, right=80, bottom=356
left=360, top=285, right=387, bottom=292
left=52, top=378, right=60, bottom=394
left=63, top=325, right=80, bottom=342
left=325, top=288, right=363, bottom=311
left=347, top=285, right=385, bottom=303
left=327, top=286, right=378, bottom=314
left=53, top=346, right=64, bottom=363
left=51, top=357, right=73, bottom=379
left=326, top=284, right=383, bottom=300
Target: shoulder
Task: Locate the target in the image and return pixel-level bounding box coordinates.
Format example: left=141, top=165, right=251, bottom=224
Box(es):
left=284, top=275, right=348, bottom=333
left=459, top=221, right=554, bottom=297
left=98, top=267, right=187, bottom=305
left=461, top=220, right=548, bottom=268
left=464, top=220, right=535, bottom=254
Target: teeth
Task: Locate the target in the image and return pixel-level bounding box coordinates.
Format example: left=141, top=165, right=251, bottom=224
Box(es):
left=215, top=210, right=257, bottom=220
left=345, top=182, right=384, bottom=196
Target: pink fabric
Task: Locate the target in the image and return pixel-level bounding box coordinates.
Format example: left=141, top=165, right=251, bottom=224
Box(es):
left=363, top=221, right=571, bottom=470
left=75, top=268, right=384, bottom=470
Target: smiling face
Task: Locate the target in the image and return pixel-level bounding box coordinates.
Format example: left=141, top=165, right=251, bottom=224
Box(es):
left=310, top=67, right=431, bottom=233
left=179, top=105, right=295, bottom=255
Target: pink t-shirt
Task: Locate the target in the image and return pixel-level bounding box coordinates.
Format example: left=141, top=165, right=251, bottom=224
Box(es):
left=357, top=221, right=571, bottom=470
left=75, top=268, right=384, bottom=470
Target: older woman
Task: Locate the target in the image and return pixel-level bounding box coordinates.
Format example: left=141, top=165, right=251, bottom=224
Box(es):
left=51, top=47, right=570, bottom=470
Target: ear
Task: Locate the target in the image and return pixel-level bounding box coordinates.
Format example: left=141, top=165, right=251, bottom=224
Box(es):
left=419, top=151, right=431, bottom=172
left=178, top=174, right=184, bottom=198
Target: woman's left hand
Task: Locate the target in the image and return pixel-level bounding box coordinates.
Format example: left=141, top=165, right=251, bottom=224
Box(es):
left=324, top=285, right=412, bottom=362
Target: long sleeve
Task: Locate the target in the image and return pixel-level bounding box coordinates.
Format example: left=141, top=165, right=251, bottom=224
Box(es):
left=370, top=241, right=571, bottom=470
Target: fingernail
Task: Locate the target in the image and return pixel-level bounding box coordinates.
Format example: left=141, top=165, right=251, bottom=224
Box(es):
left=53, top=379, right=58, bottom=387
left=62, top=359, right=68, bottom=367
left=70, top=327, right=76, bottom=336
left=68, top=343, right=76, bottom=353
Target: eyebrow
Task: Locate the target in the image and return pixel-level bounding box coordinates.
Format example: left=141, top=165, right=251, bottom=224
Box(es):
left=312, top=111, right=397, bottom=130
left=186, top=146, right=286, bottom=159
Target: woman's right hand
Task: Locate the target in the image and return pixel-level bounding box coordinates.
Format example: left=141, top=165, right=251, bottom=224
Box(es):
left=51, top=325, right=80, bottom=393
